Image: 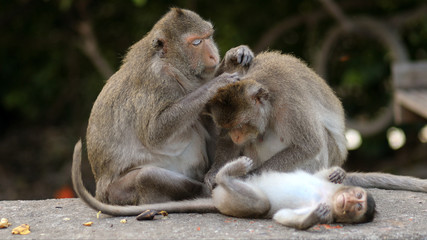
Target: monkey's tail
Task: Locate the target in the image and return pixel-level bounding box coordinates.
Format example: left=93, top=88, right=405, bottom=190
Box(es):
left=344, top=172, right=427, bottom=193
left=71, top=140, right=218, bottom=216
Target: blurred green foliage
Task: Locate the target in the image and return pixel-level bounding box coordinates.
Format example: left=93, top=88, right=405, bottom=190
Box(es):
left=0, top=0, right=426, bottom=199
left=1, top=0, right=425, bottom=131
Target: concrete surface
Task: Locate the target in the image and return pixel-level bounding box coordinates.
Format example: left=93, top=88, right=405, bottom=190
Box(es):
left=1, top=189, right=427, bottom=239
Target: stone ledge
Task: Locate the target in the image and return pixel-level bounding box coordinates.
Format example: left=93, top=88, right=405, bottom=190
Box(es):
left=1, top=189, right=426, bottom=239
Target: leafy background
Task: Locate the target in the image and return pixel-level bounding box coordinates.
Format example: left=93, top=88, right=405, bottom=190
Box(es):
left=1, top=0, right=426, bottom=200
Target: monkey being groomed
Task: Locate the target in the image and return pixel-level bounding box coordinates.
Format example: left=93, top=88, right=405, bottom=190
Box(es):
left=204, top=51, right=348, bottom=188
left=205, top=51, right=427, bottom=193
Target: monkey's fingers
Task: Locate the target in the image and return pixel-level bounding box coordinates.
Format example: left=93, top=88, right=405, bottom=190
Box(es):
left=329, top=173, right=342, bottom=184
left=236, top=47, right=253, bottom=66
left=235, top=48, right=244, bottom=65
left=136, top=210, right=168, bottom=221
left=315, top=203, right=331, bottom=218
left=242, top=50, right=253, bottom=66
left=329, top=169, right=346, bottom=184
left=229, top=72, right=241, bottom=82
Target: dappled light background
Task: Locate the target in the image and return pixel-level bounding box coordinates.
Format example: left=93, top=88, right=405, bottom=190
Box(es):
left=1, top=0, right=426, bottom=200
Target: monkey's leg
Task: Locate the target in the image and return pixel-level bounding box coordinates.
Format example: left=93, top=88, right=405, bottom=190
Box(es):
left=204, top=132, right=242, bottom=191
left=213, top=157, right=270, bottom=218
left=106, top=166, right=208, bottom=205
left=215, top=156, right=254, bottom=180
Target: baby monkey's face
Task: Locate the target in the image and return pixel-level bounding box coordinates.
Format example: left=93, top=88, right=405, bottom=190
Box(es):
left=332, top=186, right=368, bottom=223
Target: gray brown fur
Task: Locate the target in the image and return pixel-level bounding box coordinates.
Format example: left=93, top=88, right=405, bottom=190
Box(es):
left=72, top=8, right=252, bottom=209
left=72, top=141, right=217, bottom=215
left=212, top=157, right=375, bottom=230
left=207, top=51, right=427, bottom=193
left=205, top=51, right=347, bottom=188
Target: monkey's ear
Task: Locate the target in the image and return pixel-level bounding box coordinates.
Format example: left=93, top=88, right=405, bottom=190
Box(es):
left=152, top=33, right=167, bottom=57
left=251, top=86, right=269, bottom=105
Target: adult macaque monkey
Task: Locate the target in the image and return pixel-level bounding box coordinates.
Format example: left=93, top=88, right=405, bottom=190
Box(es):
left=205, top=51, right=347, bottom=189
left=72, top=8, right=254, bottom=207
left=206, top=51, right=427, bottom=193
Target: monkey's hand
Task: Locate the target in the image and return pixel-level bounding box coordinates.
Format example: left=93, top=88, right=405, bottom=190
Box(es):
left=300, top=203, right=332, bottom=230
left=328, top=167, right=347, bottom=184
left=211, top=72, right=240, bottom=89
left=204, top=169, right=218, bottom=191
left=215, top=46, right=253, bottom=76
left=275, top=203, right=332, bottom=230
left=312, top=203, right=332, bottom=223
left=224, top=45, right=254, bottom=67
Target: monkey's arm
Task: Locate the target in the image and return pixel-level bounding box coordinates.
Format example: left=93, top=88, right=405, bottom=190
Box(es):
left=215, top=45, right=253, bottom=76
left=253, top=143, right=322, bottom=174
left=146, top=72, right=239, bottom=146
left=204, top=130, right=242, bottom=190
left=273, top=204, right=332, bottom=230
left=315, top=167, right=347, bottom=184
left=252, top=109, right=326, bottom=174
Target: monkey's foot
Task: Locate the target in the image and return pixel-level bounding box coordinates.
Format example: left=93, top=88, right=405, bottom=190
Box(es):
left=136, top=210, right=168, bottom=221
left=225, top=156, right=254, bottom=176
left=235, top=156, right=254, bottom=172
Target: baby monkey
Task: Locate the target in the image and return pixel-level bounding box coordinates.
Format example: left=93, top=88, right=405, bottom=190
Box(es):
left=212, top=157, right=376, bottom=230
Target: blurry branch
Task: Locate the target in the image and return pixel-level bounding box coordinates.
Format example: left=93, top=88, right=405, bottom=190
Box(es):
left=253, top=1, right=374, bottom=52
left=318, top=0, right=352, bottom=30
left=254, top=1, right=426, bottom=53
left=254, top=13, right=313, bottom=53
left=254, top=13, right=325, bottom=53
left=77, top=20, right=114, bottom=79
left=388, top=4, right=427, bottom=27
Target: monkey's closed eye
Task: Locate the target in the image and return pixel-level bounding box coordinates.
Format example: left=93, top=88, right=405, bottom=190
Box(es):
left=192, top=39, right=202, bottom=46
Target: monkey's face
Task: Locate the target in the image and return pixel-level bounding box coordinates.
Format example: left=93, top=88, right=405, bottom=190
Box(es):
left=228, top=124, right=259, bottom=145
left=184, top=32, right=219, bottom=78
left=332, top=186, right=369, bottom=223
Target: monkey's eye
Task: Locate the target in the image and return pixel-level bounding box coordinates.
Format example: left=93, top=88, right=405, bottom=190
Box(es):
left=356, top=193, right=363, bottom=199
left=192, top=39, right=203, bottom=46
left=357, top=203, right=363, bottom=211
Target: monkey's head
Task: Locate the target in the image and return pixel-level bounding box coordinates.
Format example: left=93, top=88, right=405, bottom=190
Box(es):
left=208, top=79, right=271, bottom=145
left=331, top=186, right=376, bottom=224
left=148, top=8, right=220, bottom=81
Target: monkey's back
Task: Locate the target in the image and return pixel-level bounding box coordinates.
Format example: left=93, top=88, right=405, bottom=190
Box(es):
left=247, top=51, right=341, bottom=111
left=244, top=51, right=347, bottom=167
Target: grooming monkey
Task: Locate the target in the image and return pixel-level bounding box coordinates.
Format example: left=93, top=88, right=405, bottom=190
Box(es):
left=206, top=51, right=427, bottom=192
left=74, top=143, right=376, bottom=231
left=72, top=8, right=254, bottom=207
